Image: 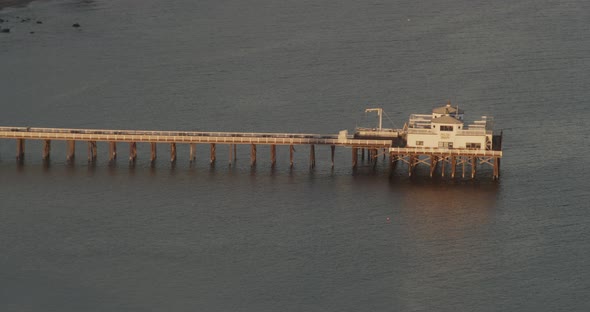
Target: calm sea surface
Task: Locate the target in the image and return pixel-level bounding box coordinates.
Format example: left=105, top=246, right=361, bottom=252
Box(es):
left=1, top=0, right=589, bottom=311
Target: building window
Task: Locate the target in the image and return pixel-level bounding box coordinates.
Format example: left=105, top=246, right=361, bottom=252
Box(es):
left=438, top=142, right=453, bottom=148
left=466, top=143, right=481, bottom=149
left=416, top=141, right=424, bottom=146
left=440, top=125, right=453, bottom=131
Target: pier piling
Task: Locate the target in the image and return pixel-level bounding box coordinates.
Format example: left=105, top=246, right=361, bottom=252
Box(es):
left=129, top=142, right=137, bottom=163
left=87, top=141, right=97, bottom=162
left=429, top=155, right=436, bottom=177
left=270, top=145, right=276, bottom=168
left=16, top=139, right=25, bottom=162
left=109, top=142, right=117, bottom=162
left=331, top=145, right=335, bottom=168
left=66, top=140, right=75, bottom=163
left=189, top=143, right=196, bottom=163
left=250, top=144, right=257, bottom=167
left=290, top=145, right=294, bottom=168
left=42, top=140, right=51, bottom=161
left=210, top=143, right=216, bottom=165
left=150, top=142, right=157, bottom=164
left=170, top=143, right=177, bottom=163
left=228, top=144, right=233, bottom=166
left=309, top=145, right=315, bottom=168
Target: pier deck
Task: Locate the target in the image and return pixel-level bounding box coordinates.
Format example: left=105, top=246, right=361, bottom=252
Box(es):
left=0, top=127, right=390, bottom=147
left=0, top=126, right=502, bottom=179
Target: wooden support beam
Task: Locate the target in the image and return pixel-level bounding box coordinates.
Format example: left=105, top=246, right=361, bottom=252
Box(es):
left=352, top=147, right=358, bottom=168
left=42, top=140, right=51, bottom=161
left=250, top=144, right=257, bottom=167
left=189, top=143, right=196, bottom=163
left=129, top=142, right=137, bottom=163
left=290, top=145, right=294, bottom=168
left=389, top=153, right=397, bottom=176
left=361, top=148, right=365, bottom=161
left=408, top=155, right=414, bottom=176
left=210, top=143, right=216, bottom=165
left=170, top=143, right=177, bottom=163
left=87, top=141, right=97, bottom=162
left=374, top=149, right=379, bottom=164
left=309, top=144, right=315, bottom=169
left=441, top=156, right=446, bottom=177
left=16, top=139, right=25, bottom=162
left=429, top=155, right=436, bottom=177
left=270, top=144, right=276, bottom=168
left=228, top=144, right=233, bottom=166
left=471, top=156, right=477, bottom=179
left=462, top=157, right=466, bottom=179
left=66, top=140, right=75, bottom=163
left=330, top=145, right=335, bottom=168
left=451, top=156, right=456, bottom=179
left=109, top=142, right=117, bottom=161
left=493, top=157, right=500, bottom=180
left=150, top=142, right=157, bottom=163
left=234, top=144, right=237, bottom=161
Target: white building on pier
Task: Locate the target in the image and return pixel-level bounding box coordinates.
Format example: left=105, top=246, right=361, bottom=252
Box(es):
left=406, top=102, right=495, bottom=150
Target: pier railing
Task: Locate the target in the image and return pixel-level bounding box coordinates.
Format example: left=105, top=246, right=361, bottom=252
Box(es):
left=0, top=126, right=392, bottom=147
left=389, top=147, right=502, bottom=157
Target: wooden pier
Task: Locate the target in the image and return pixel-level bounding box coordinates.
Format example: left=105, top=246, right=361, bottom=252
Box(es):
left=388, top=147, right=502, bottom=180
left=0, top=126, right=502, bottom=179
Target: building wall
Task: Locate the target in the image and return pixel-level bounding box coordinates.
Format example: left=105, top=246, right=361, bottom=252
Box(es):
left=407, top=132, right=487, bottom=150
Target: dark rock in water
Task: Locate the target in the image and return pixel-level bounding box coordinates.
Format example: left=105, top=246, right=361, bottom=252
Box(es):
left=0, top=18, right=4, bottom=23
left=72, top=23, right=81, bottom=28
left=30, top=31, right=35, bottom=34
left=1, top=28, right=10, bottom=33
left=36, top=21, right=43, bottom=24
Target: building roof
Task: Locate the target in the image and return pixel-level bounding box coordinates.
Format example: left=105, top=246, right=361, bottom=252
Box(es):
left=431, top=115, right=464, bottom=125
left=432, top=104, right=464, bottom=115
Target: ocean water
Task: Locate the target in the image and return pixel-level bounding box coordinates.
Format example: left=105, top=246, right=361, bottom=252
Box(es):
left=1, top=0, right=589, bottom=311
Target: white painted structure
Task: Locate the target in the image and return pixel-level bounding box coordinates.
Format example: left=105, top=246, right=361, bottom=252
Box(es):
left=406, top=103, right=494, bottom=150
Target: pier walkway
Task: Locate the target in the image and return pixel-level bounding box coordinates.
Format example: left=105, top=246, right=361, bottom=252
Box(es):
left=0, top=126, right=392, bottom=169
left=0, top=126, right=502, bottom=179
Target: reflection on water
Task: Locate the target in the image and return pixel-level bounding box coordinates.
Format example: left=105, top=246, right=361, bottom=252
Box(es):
left=391, top=179, right=499, bottom=240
